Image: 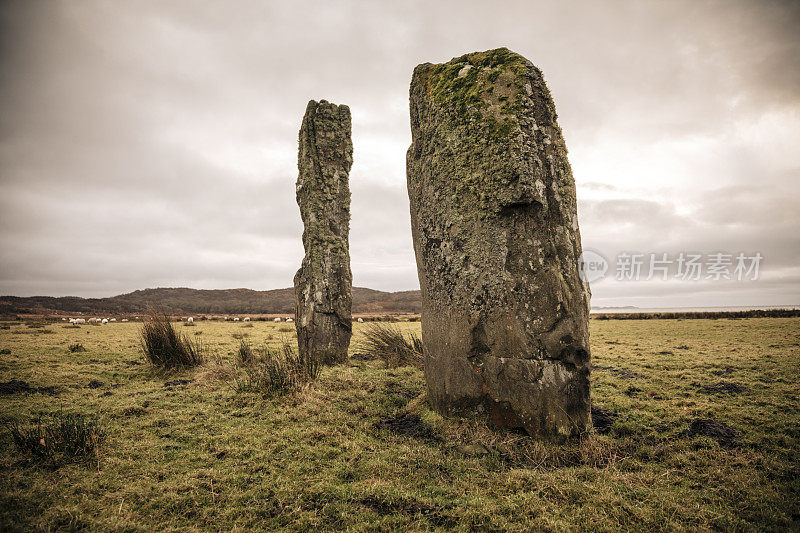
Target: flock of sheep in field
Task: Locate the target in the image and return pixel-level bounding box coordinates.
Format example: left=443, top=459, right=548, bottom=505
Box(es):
left=64, top=316, right=272, bottom=324
left=63, top=315, right=368, bottom=325
left=66, top=317, right=123, bottom=324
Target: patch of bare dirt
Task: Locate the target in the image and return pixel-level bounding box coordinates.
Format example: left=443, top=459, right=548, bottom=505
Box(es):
left=164, top=379, right=193, bottom=387
left=696, top=381, right=748, bottom=394
left=623, top=386, right=642, bottom=397
left=591, top=405, right=617, bottom=434
left=377, top=413, right=439, bottom=442
left=359, top=495, right=455, bottom=527
left=593, top=365, right=641, bottom=379
left=686, top=417, right=738, bottom=446
left=121, top=406, right=148, bottom=417
left=711, top=367, right=734, bottom=376
left=0, top=379, right=57, bottom=395
left=350, top=352, right=379, bottom=362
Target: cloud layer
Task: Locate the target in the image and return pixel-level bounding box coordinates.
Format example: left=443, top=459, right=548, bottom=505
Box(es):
left=1, top=0, right=798, bottom=306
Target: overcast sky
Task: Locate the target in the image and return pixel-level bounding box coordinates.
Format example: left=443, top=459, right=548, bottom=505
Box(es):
left=1, top=0, right=798, bottom=307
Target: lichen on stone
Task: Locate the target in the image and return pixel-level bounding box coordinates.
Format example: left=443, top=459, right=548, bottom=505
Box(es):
left=407, top=48, right=591, bottom=437
left=294, top=100, right=353, bottom=365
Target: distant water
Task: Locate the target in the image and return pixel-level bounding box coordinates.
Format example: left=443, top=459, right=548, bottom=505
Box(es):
left=590, top=305, right=800, bottom=314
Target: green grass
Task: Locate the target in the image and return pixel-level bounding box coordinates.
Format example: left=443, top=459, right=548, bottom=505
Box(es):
left=0, top=318, right=798, bottom=530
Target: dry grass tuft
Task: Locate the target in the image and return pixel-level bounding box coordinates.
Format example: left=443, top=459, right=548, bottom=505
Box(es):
left=236, top=338, right=254, bottom=366
left=232, top=341, right=320, bottom=397
left=140, top=310, right=205, bottom=368
left=4, top=409, right=104, bottom=465
left=357, top=323, right=423, bottom=368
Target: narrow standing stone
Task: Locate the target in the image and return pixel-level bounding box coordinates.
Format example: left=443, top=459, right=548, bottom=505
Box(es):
left=294, top=99, right=353, bottom=365
left=406, top=48, right=591, bottom=437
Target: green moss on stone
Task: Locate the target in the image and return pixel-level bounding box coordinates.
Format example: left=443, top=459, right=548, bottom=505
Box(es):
left=416, top=48, right=536, bottom=218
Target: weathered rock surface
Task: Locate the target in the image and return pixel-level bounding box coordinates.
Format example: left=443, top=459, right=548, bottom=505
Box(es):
left=294, top=99, right=353, bottom=365
left=406, top=48, right=591, bottom=437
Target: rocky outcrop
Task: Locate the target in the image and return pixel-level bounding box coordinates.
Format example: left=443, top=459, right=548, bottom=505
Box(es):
left=406, top=48, right=591, bottom=437
left=294, top=100, right=353, bottom=365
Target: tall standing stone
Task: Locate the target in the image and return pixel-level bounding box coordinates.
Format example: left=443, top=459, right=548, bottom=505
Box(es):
left=294, top=99, right=353, bottom=365
left=406, top=48, right=591, bottom=437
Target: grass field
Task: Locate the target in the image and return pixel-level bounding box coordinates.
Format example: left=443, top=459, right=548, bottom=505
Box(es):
left=0, top=318, right=798, bottom=531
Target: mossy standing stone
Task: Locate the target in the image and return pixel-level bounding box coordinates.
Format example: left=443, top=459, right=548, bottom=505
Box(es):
left=294, top=99, right=353, bottom=365
left=406, top=48, right=591, bottom=437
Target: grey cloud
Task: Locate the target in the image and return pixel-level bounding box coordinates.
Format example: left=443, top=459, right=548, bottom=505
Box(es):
left=581, top=182, right=618, bottom=192
left=0, top=0, right=798, bottom=306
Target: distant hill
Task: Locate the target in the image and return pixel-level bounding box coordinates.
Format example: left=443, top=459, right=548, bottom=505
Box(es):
left=0, top=287, right=422, bottom=316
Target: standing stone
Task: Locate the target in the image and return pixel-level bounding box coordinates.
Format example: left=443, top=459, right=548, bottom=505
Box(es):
left=294, top=99, right=353, bottom=365
left=406, top=48, right=591, bottom=437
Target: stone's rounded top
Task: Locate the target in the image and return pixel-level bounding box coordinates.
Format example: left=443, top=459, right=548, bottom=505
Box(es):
left=306, top=99, right=351, bottom=117
left=411, top=47, right=542, bottom=111
left=413, top=47, right=537, bottom=77
left=450, top=47, right=534, bottom=68
left=410, top=47, right=545, bottom=113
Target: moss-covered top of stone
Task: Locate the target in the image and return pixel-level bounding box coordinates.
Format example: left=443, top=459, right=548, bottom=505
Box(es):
left=449, top=47, right=532, bottom=74
left=408, top=47, right=576, bottom=229
left=423, top=47, right=531, bottom=113
left=410, top=49, right=537, bottom=217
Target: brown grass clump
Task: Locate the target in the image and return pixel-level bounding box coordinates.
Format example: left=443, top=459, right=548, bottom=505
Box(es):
left=233, top=341, right=320, bottom=397
left=357, top=323, right=423, bottom=368
left=236, top=338, right=254, bottom=365
left=140, top=311, right=204, bottom=368
left=5, top=409, right=104, bottom=466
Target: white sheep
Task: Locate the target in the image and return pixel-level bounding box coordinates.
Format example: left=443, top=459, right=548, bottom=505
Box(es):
left=75, top=318, right=86, bottom=324
left=101, top=318, right=108, bottom=324
left=273, top=317, right=281, bottom=322
left=243, top=317, right=250, bottom=322
left=357, top=317, right=364, bottom=323
left=121, top=319, right=129, bottom=322
left=286, top=318, right=293, bottom=323
left=233, top=317, right=240, bottom=322
left=187, top=317, right=194, bottom=323
left=110, top=318, right=116, bottom=322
